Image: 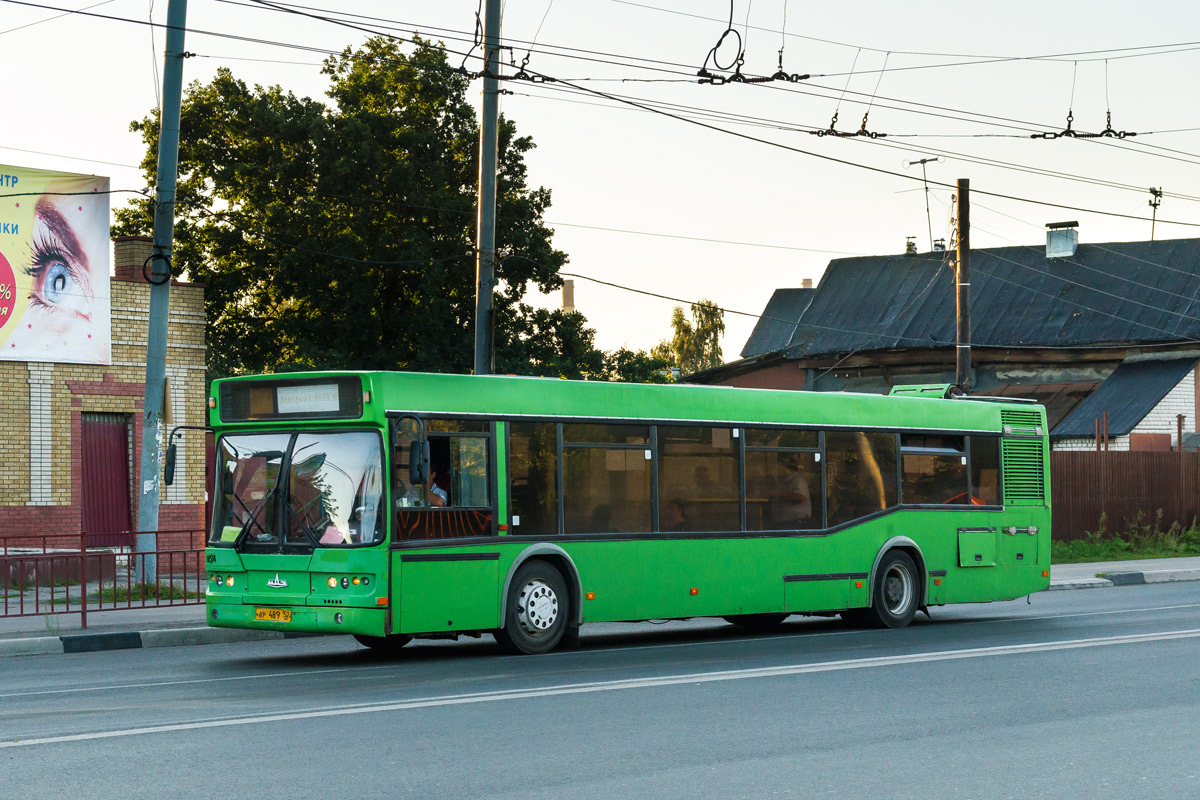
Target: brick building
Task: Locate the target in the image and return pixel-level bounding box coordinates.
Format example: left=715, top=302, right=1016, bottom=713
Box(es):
left=1, top=236, right=207, bottom=550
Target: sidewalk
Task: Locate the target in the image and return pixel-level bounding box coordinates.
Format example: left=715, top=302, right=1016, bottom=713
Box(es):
left=4, top=557, right=1200, bottom=659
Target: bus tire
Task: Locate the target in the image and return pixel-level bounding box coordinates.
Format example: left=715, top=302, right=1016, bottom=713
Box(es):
left=495, top=561, right=569, bottom=655
left=353, top=633, right=413, bottom=652
left=866, top=550, right=919, bottom=629
left=722, top=613, right=789, bottom=630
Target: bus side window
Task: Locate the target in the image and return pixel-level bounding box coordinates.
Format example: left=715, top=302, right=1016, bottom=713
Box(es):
left=825, top=431, right=898, bottom=527
left=509, top=422, right=559, bottom=535
left=562, top=423, right=652, bottom=534
left=900, top=435, right=968, bottom=505
left=969, top=436, right=1001, bottom=506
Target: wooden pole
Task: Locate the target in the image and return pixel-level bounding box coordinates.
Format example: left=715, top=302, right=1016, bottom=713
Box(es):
left=955, top=179, right=973, bottom=392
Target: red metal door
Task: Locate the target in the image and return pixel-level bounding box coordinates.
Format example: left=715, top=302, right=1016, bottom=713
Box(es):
left=81, top=413, right=134, bottom=547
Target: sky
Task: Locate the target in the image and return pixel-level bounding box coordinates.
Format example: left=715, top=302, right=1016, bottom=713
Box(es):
left=2, top=0, right=1199, bottom=362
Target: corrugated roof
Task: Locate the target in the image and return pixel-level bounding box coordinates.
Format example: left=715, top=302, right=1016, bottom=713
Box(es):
left=769, top=239, right=1200, bottom=357
left=740, top=288, right=814, bottom=358
left=1051, top=357, right=1199, bottom=438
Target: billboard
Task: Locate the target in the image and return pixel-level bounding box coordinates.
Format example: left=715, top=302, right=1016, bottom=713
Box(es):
left=0, top=165, right=111, bottom=365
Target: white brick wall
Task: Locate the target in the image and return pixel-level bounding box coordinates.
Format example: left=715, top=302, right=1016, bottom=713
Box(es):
left=26, top=363, right=54, bottom=506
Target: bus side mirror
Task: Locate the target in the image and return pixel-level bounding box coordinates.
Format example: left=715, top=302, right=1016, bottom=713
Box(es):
left=409, top=441, right=430, bottom=485
left=164, top=443, right=177, bottom=486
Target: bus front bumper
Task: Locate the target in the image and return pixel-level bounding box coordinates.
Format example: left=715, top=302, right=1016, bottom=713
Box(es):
left=206, top=601, right=387, bottom=637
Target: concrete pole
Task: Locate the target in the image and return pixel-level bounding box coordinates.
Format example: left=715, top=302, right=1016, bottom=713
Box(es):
left=955, top=178, right=972, bottom=393
left=473, top=0, right=501, bottom=375
left=135, top=0, right=187, bottom=584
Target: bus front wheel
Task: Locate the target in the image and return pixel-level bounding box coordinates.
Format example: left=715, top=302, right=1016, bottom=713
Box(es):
left=865, top=550, right=919, bottom=629
left=495, top=561, right=569, bottom=655
left=353, top=633, right=413, bottom=652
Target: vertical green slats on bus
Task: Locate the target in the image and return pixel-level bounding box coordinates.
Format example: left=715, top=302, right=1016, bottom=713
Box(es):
left=1000, top=410, right=1046, bottom=506
left=495, top=421, right=507, bottom=532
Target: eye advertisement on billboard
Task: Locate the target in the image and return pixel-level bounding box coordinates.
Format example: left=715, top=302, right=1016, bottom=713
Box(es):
left=0, top=164, right=111, bottom=365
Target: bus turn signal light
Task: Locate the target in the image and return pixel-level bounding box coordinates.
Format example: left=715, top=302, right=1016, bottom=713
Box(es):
left=352, top=577, right=361, bottom=586
left=855, top=581, right=863, bottom=588
left=690, top=587, right=699, bottom=596
left=376, top=597, right=388, bottom=606
left=1043, top=570, right=1050, bottom=577
left=586, top=592, right=595, bottom=600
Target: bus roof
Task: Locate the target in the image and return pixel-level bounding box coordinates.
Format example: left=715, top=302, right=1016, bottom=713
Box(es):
left=214, top=371, right=1043, bottom=434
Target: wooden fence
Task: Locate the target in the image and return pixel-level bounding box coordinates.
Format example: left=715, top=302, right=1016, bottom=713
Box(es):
left=1051, top=451, right=1200, bottom=541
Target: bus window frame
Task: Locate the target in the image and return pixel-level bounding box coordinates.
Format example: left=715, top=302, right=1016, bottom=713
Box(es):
left=209, top=426, right=389, bottom=552
left=383, top=410, right=1011, bottom=546
left=391, top=414, right=499, bottom=539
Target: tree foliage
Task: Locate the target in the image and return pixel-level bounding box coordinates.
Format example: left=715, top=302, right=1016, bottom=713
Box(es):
left=113, top=38, right=604, bottom=379
left=657, top=299, right=726, bottom=376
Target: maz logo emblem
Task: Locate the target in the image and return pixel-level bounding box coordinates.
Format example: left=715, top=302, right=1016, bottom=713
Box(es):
left=267, top=574, right=288, bottom=588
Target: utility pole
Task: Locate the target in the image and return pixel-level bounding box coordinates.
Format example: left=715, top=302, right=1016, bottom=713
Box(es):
left=473, top=0, right=501, bottom=375
left=135, top=0, right=187, bottom=584
left=904, top=157, right=941, bottom=252
left=955, top=178, right=972, bottom=393
left=1149, top=187, right=1163, bottom=241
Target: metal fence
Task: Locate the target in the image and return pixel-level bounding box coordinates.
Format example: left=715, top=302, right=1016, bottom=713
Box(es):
left=1, top=531, right=206, bottom=628
left=1051, top=451, right=1200, bottom=541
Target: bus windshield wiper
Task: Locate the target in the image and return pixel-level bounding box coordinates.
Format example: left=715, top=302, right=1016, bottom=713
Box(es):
left=234, top=485, right=279, bottom=546
left=284, top=500, right=324, bottom=547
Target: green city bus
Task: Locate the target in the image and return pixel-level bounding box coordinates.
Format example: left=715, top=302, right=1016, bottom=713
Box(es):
left=202, top=371, right=1050, bottom=654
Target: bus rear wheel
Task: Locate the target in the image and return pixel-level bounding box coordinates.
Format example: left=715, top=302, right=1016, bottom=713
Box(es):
left=865, top=550, right=919, bottom=629
left=353, top=633, right=413, bottom=653
left=495, top=561, right=569, bottom=655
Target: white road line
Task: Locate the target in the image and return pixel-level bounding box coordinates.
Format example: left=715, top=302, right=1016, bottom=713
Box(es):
left=6, top=627, right=1200, bottom=749
left=7, top=601, right=1200, bottom=699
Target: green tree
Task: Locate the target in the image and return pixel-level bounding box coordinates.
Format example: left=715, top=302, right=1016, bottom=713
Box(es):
left=657, top=299, right=726, bottom=376
left=113, top=37, right=604, bottom=379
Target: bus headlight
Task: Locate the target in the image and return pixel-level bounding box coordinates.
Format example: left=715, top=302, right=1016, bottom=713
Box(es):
left=328, top=577, right=338, bottom=589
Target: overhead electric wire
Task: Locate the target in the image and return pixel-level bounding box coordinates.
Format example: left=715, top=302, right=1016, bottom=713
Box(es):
left=513, top=79, right=1200, bottom=205
left=612, top=0, right=1200, bottom=69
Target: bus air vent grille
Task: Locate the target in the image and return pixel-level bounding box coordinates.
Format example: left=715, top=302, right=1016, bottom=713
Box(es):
left=322, top=599, right=344, bottom=605
left=1001, top=410, right=1042, bottom=429
left=1001, top=438, right=1045, bottom=506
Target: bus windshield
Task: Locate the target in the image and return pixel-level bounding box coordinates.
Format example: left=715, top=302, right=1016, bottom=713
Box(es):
left=211, top=431, right=385, bottom=548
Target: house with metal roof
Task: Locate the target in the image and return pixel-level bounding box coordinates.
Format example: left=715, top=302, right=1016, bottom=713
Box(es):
left=690, top=230, right=1200, bottom=451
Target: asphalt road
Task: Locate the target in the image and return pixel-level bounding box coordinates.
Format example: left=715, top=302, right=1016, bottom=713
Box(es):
left=4, top=584, right=1200, bottom=799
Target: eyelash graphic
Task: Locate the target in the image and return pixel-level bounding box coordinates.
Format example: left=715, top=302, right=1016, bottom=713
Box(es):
left=27, top=230, right=91, bottom=319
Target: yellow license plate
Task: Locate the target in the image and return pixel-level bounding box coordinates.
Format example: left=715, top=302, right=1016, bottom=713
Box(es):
left=255, top=608, right=292, bottom=623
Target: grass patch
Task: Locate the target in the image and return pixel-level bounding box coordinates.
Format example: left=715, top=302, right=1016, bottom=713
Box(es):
left=1053, top=510, right=1200, bottom=563
left=51, top=582, right=204, bottom=605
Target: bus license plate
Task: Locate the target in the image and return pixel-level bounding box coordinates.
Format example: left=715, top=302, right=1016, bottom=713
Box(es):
left=255, top=608, right=291, bottom=623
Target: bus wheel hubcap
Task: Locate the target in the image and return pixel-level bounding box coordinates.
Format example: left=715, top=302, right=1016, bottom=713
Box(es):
left=518, top=580, right=558, bottom=634
left=883, top=565, right=913, bottom=615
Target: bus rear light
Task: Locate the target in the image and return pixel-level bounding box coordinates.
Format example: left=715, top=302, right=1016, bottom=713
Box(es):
left=690, top=587, right=699, bottom=596
left=328, top=577, right=338, bottom=588
left=586, top=592, right=595, bottom=601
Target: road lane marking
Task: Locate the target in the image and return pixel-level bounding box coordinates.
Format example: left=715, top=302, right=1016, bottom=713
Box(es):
left=7, top=601, right=1200, bottom=699
left=6, top=626, right=1200, bottom=749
